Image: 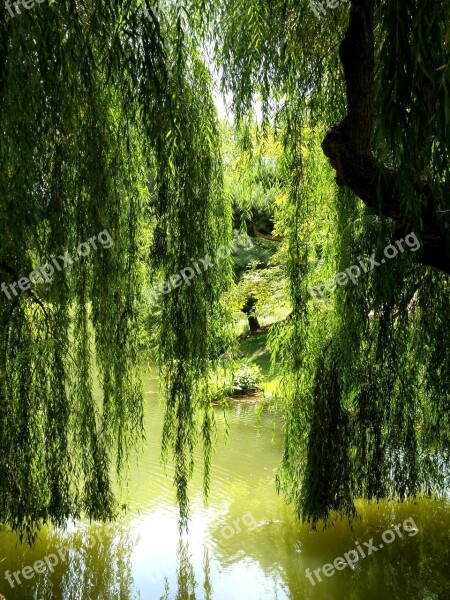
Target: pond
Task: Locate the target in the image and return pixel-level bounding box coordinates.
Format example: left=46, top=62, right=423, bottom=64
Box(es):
left=0, top=370, right=449, bottom=599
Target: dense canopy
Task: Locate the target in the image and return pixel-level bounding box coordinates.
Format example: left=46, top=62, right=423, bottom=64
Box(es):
left=0, top=0, right=448, bottom=542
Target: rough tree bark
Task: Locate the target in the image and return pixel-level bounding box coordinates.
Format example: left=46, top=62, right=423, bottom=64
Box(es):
left=321, top=0, right=450, bottom=275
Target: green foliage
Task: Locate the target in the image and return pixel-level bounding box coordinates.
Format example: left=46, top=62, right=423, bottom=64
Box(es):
left=0, top=1, right=150, bottom=541
left=0, top=0, right=231, bottom=540
left=1, top=0, right=449, bottom=541
left=231, top=236, right=275, bottom=276
left=222, top=123, right=289, bottom=323
left=211, top=0, right=449, bottom=525
left=230, top=363, right=263, bottom=395
left=378, top=0, right=450, bottom=219
left=211, top=363, right=262, bottom=404
left=233, top=258, right=288, bottom=321
left=151, top=42, right=234, bottom=525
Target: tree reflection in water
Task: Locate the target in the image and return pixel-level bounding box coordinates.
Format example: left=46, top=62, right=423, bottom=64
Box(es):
left=159, top=542, right=212, bottom=600
left=0, top=522, right=139, bottom=600
left=1, top=501, right=448, bottom=599
left=34, top=523, right=139, bottom=600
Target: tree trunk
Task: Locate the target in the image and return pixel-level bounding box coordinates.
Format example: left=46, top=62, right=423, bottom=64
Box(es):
left=321, top=0, right=450, bottom=275
left=242, top=295, right=260, bottom=333
left=247, top=314, right=260, bottom=333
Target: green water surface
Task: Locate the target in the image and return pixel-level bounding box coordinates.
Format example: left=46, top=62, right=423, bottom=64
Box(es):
left=0, top=371, right=449, bottom=599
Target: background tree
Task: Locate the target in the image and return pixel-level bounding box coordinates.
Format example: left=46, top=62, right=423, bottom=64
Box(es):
left=222, top=122, right=289, bottom=332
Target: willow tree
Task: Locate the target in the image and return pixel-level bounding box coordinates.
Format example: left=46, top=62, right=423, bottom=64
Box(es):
left=210, top=0, right=449, bottom=524
left=1, top=0, right=449, bottom=544
left=0, top=1, right=231, bottom=541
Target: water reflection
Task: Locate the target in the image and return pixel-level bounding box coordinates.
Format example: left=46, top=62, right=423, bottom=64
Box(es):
left=0, top=378, right=449, bottom=600
left=0, top=522, right=139, bottom=600
left=1, top=501, right=449, bottom=600
left=159, top=542, right=198, bottom=600
left=282, top=501, right=450, bottom=600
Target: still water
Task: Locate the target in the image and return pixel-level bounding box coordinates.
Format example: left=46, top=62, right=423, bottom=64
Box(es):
left=0, top=371, right=449, bottom=599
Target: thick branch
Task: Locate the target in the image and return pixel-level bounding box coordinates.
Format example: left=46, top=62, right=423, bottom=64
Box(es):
left=321, top=0, right=450, bottom=275
left=251, top=220, right=284, bottom=243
